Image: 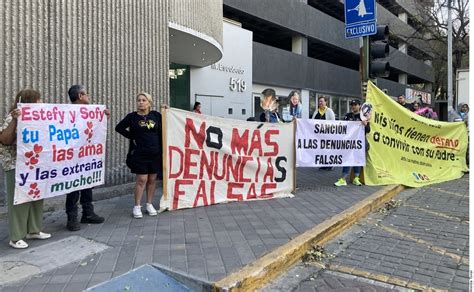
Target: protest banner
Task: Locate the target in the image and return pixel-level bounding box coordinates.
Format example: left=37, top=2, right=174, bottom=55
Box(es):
left=160, top=108, right=295, bottom=211
left=14, top=103, right=107, bottom=205
left=365, top=81, right=468, bottom=187
left=296, top=119, right=366, bottom=167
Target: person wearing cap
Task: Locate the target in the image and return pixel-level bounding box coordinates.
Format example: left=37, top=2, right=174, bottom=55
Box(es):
left=334, top=99, right=370, bottom=187
left=259, top=88, right=281, bottom=123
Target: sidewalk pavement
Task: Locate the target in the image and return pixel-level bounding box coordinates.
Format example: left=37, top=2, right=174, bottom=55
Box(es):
left=264, top=174, right=469, bottom=291
left=0, top=168, right=382, bottom=291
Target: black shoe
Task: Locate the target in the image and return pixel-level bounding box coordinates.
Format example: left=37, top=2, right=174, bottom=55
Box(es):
left=81, top=213, right=105, bottom=224
left=67, top=217, right=81, bottom=231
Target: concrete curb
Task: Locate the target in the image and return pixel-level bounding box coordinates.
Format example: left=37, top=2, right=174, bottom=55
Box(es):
left=213, top=184, right=406, bottom=292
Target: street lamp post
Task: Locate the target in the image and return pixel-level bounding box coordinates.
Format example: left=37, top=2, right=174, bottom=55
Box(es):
left=447, top=0, right=453, bottom=110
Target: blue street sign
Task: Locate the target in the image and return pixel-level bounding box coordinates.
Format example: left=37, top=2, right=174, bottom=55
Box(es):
left=344, top=0, right=377, bottom=39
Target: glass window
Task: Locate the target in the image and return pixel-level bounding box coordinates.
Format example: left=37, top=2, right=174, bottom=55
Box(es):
left=169, top=63, right=190, bottom=110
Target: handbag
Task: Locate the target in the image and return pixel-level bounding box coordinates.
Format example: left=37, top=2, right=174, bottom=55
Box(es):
left=126, top=139, right=136, bottom=169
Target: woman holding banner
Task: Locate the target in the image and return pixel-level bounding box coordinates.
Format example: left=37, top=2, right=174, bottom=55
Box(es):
left=115, top=92, right=163, bottom=219
left=313, top=96, right=335, bottom=170
left=0, top=89, right=51, bottom=249
left=311, top=96, right=335, bottom=121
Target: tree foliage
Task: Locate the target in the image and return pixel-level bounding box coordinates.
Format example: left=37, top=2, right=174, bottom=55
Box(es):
left=401, top=0, right=469, bottom=99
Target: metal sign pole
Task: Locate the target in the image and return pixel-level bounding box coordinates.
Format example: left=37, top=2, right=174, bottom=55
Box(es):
left=360, top=36, right=370, bottom=99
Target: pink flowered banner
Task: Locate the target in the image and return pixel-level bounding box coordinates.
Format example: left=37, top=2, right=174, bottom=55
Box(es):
left=14, top=103, right=107, bottom=205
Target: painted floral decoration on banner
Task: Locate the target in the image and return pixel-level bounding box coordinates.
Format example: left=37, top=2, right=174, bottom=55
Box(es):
left=24, top=143, right=43, bottom=169
left=28, top=182, right=40, bottom=199
left=84, top=121, right=94, bottom=143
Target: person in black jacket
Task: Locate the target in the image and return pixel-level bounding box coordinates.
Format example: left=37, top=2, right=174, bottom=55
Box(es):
left=334, top=99, right=370, bottom=187
left=116, top=92, right=163, bottom=218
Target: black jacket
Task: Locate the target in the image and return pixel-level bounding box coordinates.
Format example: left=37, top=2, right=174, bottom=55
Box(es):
left=115, top=111, right=162, bottom=156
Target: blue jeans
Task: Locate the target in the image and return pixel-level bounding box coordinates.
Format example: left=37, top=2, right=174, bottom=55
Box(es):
left=342, top=166, right=361, bottom=177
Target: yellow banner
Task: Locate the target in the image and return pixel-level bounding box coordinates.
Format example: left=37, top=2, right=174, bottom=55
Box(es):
left=364, top=81, right=468, bottom=187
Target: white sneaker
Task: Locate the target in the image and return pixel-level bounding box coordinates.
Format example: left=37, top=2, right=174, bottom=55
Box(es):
left=146, top=203, right=157, bottom=216
left=26, top=232, right=51, bottom=240
left=9, top=240, right=28, bottom=249
left=133, top=206, right=143, bottom=218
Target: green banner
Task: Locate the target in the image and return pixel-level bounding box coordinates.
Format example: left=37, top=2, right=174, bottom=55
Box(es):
left=364, top=81, right=468, bottom=187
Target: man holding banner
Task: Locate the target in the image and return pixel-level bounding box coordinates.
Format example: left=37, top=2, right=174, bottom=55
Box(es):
left=334, top=99, right=370, bottom=187
left=65, top=85, right=108, bottom=231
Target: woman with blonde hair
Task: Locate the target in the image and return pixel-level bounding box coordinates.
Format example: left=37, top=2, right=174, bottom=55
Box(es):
left=115, top=92, right=163, bottom=218
left=0, top=89, right=51, bottom=248
left=288, top=90, right=302, bottom=119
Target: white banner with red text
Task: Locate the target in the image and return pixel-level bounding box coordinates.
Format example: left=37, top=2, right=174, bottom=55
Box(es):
left=14, top=103, right=107, bottom=205
left=296, top=119, right=366, bottom=167
left=160, top=108, right=295, bottom=211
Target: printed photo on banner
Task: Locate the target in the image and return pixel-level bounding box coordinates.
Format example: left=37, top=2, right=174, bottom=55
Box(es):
left=296, top=119, right=366, bottom=167
left=365, top=81, right=468, bottom=187
left=160, top=108, right=295, bottom=211
left=14, top=103, right=108, bottom=205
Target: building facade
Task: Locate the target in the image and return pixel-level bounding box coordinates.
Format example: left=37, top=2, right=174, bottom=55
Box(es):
left=176, top=0, right=433, bottom=121
left=1, top=0, right=434, bottom=198
left=0, top=0, right=223, bottom=198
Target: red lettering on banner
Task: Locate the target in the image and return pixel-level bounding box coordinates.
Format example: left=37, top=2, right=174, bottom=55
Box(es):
left=246, top=183, right=257, bottom=199
left=255, top=157, right=261, bottom=182
left=193, top=180, right=208, bottom=207
left=210, top=180, right=216, bottom=204
left=185, top=118, right=205, bottom=149
left=227, top=182, right=244, bottom=201
left=231, top=128, right=249, bottom=155
left=173, top=179, right=193, bottom=209
left=21, top=106, right=32, bottom=121
left=226, top=156, right=241, bottom=181
left=248, top=130, right=263, bottom=156
left=169, top=146, right=184, bottom=179
left=213, top=153, right=228, bottom=180
left=199, top=150, right=214, bottom=180
left=260, top=183, right=276, bottom=198
left=263, top=158, right=274, bottom=182
left=239, top=156, right=252, bottom=183
left=264, top=129, right=279, bottom=156
left=183, top=148, right=199, bottom=179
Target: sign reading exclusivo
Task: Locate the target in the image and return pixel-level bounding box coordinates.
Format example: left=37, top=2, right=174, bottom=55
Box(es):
left=344, top=0, right=377, bottom=39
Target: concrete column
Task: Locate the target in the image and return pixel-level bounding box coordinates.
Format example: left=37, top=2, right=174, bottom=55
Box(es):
left=292, top=35, right=308, bottom=56
left=399, top=73, right=408, bottom=85
left=301, top=89, right=310, bottom=119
